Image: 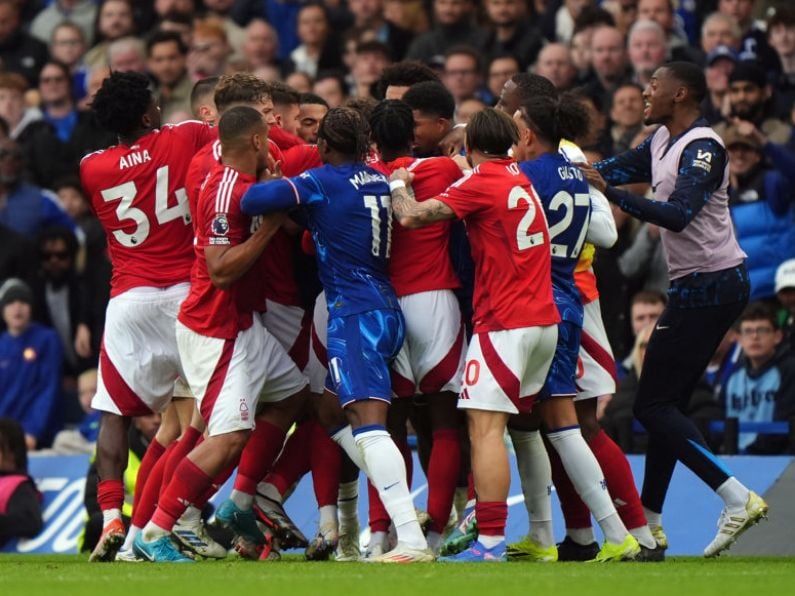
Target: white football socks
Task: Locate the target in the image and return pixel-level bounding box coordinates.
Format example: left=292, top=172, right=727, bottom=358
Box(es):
left=643, top=507, right=662, bottom=528
left=547, top=427, right=627, bottom=544
left=102, top=508, right=121, bottom=526
left=716, top=476, right=750, bottom=511
left=256, top=481, right=283, bottom=504
left=332, top=425, right=368, bottom=474
left=354, top=427, right=426, bottom=550
left=122, top=525, right=140, bottom=551
left=230, top=489, right=254, bottom=510
left=509, top=429, right=554, bottom=548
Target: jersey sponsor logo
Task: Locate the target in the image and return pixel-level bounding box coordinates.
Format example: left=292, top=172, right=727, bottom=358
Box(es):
left=348, top=170, right=387, bottom=190
left=212, top=213, right=230, bottom=237
left=692, top=149, right=713, bottom=173
left=119, top=150, right=152, bottom=170
left=23, top=347, right=37, bottom=362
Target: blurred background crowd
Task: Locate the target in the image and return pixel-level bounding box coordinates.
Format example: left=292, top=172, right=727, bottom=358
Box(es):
left=0, top=0, right=794, bottom=459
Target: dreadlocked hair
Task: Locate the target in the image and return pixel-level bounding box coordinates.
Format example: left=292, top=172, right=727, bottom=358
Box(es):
left=91, top=71, right=152, bottom=138
left=370, top=99, right=414, bottom=153
left=318, top=107, right=371, bottom=162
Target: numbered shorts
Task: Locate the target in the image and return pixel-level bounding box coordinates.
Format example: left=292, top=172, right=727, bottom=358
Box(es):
left=574, top=298, right=618, bottom=401
left=263, top=299, right=311, bottom=370
left=391, top=290, right=466, bottom=398
left=176, top=313, right=308, bottom=436
left=458, top=325, right=557, bottom=415
left=306, top=291, right=329, bottom=394
left=93, top=284, right=192, bottom=417
left=326, top=309, right=405, bottom=407
left=539, top=321, right=581, bottom=401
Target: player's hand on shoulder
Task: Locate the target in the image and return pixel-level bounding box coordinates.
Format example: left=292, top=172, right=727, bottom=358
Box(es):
left=389, top=167, right=414, bottom=186
left=577, top=162, right=607, bottom=193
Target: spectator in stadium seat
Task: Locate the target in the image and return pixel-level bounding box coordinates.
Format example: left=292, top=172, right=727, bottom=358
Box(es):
left=551, top=0, right=597, bottom=44
left=627, top=20, right=668, bottom=88
left=455, top=96, right=486, bottom=124
left=285, top=3, right=344, bottom=79
left=30, top=0, right=96, bottom=48
left=443, top=46, right=489, bottom=106
left=583, top=25, right=632, bottom=112
left=405, top=0, right=485, bottom=65
left=148, top=31, right=193, bottom=123
left=0, top=279, right=63, bottom=451
left=351, top=41, right=392, bottom=99
left=723, top=302, right=795, bottom=454
left=718, top=0, right=781, bottom=79
left=0, top=137, right=76, bottom=236
left=313, top=71, right=348, bottom=108
left=189, top=17, right=233, bottom=80
left=610, top=83, right=645, bottom=154
left=775, top=259, right=795, bottom=353
left=722, top=125, right=795, bottom=300
left=476, top=0, right=543, bottom=70
left=0, top=73, right=50, bottom=163
left=533, top=43, right=578, bottom=92
left=486, top=54, right=519, bottom=104
left=49, top=22, right=91, bottom=104
left=703, top=45, right=738, bottom=125
left=83, top=0, right=137, bottom=70
left=637, top=0, right=701, bottom=63
left=714, top=60, right=793, bottom=145
left=107, top=36, right=147, bottom=74
left=347, top=0, right=414, bottom=61
left=241, top=18, right=280, bottom=71
left=767, top=7, right=795, bottom=122
left=0, top=417, right=43, bottom=547
left=0, top=0, right=50, bottom=88
left=701, top=11, right=743, bottom=56
left=203, top=0, right=246, bottom=60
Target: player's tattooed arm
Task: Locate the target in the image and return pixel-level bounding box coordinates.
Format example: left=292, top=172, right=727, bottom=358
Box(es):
left=389, top=168, right=456, bottom=228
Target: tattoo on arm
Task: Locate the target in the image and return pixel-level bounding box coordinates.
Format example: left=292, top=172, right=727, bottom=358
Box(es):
left=390, top=186, right=454, bottom=227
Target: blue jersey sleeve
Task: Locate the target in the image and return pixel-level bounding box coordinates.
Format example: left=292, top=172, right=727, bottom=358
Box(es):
left=241, top=172, right=322, bottom=216
left=594, top=132, right=654, bottom=185
left=604, top=138, right=727, bottom=233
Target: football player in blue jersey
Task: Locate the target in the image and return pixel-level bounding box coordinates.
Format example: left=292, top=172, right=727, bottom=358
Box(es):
left=240, top=107, right=433, bottom=562
left=509, top=94, right=640, bottom=562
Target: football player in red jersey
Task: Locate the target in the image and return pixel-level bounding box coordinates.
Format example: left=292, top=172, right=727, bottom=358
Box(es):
left=134, top=106, right=309, bottom=563
left=389, top=108, right=560, bottom=562
left=79, top=71, right=215, bottom=562
left=367, top=99, right=466, bottom=557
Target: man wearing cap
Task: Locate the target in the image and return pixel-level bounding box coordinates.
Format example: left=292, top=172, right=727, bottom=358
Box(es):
left=775, top=259, right=795, bottom=352
left=0, top=279, right=63, bottom=450
left=714, top=59, right=792, bottom=145
left=703, top=45, right=738, bottom=124
left=723, top=125, right=795, bottom=300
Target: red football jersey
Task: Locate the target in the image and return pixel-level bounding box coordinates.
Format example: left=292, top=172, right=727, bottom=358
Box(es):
left=80, top=121, right=215, bottom=297
left=436, top=158, right=559, bottom=333
left=372, top=156, right=462, bottom=297
left=178, top=163, right=258, bottom=339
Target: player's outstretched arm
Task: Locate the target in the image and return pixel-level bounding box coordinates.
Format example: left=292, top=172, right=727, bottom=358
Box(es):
left=204, top=213, right=286, bottom=289
left=389, top=168, right=456, bottom=229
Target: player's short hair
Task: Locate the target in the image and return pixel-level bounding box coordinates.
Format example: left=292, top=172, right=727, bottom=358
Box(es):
left=370, top=99, right=414, bottom=152
left=663, top=61, right=707, bottom=104
left=403, top=81, right=455, bottom=120
left=511, top=73, right=557, bottom=103
left=146, top=30, right=188, bottom=56
left=466, top=107, right=518, bottom=156
left=91, top=71, right=152, bottom=138
left=214, top=73, right=271, bottom=113
left=318, top=107, right=370, bottom=162
left=519, top=93, right=589, bottom=147
left=738, top=301, right=778, bottom=329
left=190, top=76, right=219, bottom=114
left=377, top=60, right=439, bottom=96
left=344, top=96, right=378, bottom=122
left=0, top=72, right=28, bottom=94
left=300, top=92, right=328, bottom=108
left=269, top=81, right=300, bottom=107
left=218, top=105, right=266, bottom=148
left=631, top=289, right=667, bottom=307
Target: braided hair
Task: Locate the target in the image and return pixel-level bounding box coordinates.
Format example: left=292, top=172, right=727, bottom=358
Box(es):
left=369, top=99, right=414, bottom=153
left=520, top=93, right=590, bottom=148
left=318, top=107, right=371, bottom=162
left=91, top=71, right=153, bottom=138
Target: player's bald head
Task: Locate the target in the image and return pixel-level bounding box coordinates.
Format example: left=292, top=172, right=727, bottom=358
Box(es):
left=218, top=105, right=267, bottom=151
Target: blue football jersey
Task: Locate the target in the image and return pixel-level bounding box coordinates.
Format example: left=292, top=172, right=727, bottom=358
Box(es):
left=241, top=163, right=399, bottom=318
left=519, top=152, right=591, bottom=326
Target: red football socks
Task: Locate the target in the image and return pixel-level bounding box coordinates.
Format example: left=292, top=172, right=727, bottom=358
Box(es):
left=233, top=420, right=287, bottom=495
left=427, top=428, right=461, bottom=533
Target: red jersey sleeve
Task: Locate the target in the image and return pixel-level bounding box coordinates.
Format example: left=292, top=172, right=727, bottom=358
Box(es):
left=436, top=172, right=489, bottom=219
left=169, top=120, right=217, bottom=152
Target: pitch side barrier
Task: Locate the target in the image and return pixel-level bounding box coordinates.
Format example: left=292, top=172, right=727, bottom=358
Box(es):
left=2, top=452, right=792, bottom=556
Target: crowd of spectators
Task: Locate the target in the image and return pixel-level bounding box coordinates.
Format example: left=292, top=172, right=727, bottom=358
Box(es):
left=1, top=0, right=794, bottom=455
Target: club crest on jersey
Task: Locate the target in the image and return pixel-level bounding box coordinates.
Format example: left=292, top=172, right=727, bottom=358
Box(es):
left=212, top=213, right=230, bottom=236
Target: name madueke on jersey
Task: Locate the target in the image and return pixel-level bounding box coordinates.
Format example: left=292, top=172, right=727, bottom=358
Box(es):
left=119, top=149, right=152, bottom=170
left=348, top=170, right=387, bottom=190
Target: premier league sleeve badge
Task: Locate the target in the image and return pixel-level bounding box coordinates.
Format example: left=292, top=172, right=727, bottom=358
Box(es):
left=212, top=213, right=230, bottom=236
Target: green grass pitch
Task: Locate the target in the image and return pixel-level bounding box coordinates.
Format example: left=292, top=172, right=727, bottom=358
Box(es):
left=2, top=555, right=794, bottom=596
